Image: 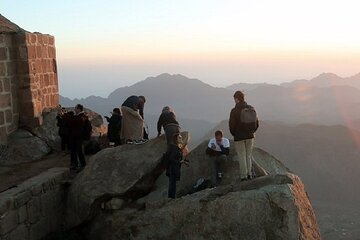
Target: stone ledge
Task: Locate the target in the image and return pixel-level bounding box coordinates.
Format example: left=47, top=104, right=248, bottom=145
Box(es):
left=0, top=167, right=69, bottom=239
left=0, top=168, right=69, bottom=214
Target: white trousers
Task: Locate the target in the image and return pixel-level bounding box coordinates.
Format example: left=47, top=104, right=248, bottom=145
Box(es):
left=234, top=139, right=254, bottom=179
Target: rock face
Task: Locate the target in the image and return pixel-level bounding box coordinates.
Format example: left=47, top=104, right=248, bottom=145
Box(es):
left=0, top=129, right=51, bottom=165
left=88, top=174, right=319, bottom=240
left=65, top=135, right=169, bottom=228
left=66, top=136, right=321, bottom=239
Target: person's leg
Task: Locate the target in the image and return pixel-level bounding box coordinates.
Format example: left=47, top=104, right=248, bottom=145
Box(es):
left=245, top=138, right=254, bottom=179
left=60, top=135, right=66, bottom=151
left=234, top=140, right=247, bottom=180
left=76, top=139, right=86, bottom=167
left=69, top=139, right=78, bottom=168
left=208, top=156, right=217, bottom=187
left=168, top=177, right=177, bottom=199
left=215, top=154, right=227, bottom=179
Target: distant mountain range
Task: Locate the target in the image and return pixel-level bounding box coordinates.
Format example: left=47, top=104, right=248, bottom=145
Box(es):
left=61, top=72, right=360, bottom=133
left=280, top=72, right=360, bottom=89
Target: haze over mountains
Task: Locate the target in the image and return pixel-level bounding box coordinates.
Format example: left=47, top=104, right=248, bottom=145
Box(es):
left=61, top=72, right=360, bottom=131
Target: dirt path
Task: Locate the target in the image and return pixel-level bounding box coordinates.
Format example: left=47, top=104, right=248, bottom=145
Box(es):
left=0, top=153, right=71, bottom=193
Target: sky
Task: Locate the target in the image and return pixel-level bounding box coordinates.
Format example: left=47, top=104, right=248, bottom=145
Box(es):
left=2, top=0, right=360, bottom=98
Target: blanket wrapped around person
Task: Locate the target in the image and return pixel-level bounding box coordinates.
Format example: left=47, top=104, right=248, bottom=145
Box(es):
left=120, top=106, right=144, bottom=142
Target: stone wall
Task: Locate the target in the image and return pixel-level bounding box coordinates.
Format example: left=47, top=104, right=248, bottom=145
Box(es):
left=16, top=32, right=59, bottom=128
left=0, top=168, right=69, bottom=240
left=0, top=31, right=59, bottom=145
left=0, top=34, right=18, bottom=144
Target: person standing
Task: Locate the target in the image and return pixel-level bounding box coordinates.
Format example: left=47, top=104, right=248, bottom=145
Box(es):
left=121, top=95, right=146, bottom=143
left=56, top=107, right=71, bottom=153
left=61, top=104, right=89, bottom=170
left=166, top=133, right=185, bottom=199
left=206, top=130, right=230, bottom=186
left=157, top=106, right=181, bottom=146
left=229, top=91, right=259, bottom=181
left=105, top=108, right=122, bottom=146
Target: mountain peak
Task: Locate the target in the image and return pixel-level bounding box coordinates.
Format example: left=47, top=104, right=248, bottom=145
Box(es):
left=311, top=72, right=342, bottom=82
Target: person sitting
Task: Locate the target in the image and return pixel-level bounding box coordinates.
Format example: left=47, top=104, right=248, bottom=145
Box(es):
left=120, top=96, right=146, bottom=144
left=105, top=108, right=122, bottom=146
left=157, top=106, right=181, bottom=147
left=206, top=130, right=230, bottom=186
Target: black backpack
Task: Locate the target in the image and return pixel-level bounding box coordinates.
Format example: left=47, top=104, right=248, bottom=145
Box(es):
left=240, top=104, right=258, bottom=133
left=82, top=118, right=92, bottom=140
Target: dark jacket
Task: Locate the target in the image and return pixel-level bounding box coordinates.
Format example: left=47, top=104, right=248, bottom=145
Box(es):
left=206, top=145, right=229, bottom=156
left=122, top=96, right=144, bottom=118
left=229, top=101, right=259, bottom=141
left=62, top=112, right=88, bottom=139
left=105, top=114, right=122, bottom=142
left=157, top=112, right=178, bottom=135
left=166, top=144, right=183, bottom=181
left=56, top=115, right=69, bottom=136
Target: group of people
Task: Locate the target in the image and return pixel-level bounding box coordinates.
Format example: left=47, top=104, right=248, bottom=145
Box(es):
left=56, top=90, right=259, bottom=198
left=56, top=104, right=91, bottom=170
left=161, top=90, right=259, bottom=198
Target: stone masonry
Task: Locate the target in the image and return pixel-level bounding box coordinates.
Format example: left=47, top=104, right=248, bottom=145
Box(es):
left=0, top=15, right=59, bottom=144
left=0, top=168, right=69, bottom=240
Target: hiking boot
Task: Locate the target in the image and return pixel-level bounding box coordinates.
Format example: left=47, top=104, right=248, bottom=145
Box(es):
left=134, top=139, right=148, bottom=145
left=193, top=178, right=205, bottom=189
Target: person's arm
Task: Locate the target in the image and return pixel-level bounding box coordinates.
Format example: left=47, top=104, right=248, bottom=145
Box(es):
left=157, top=114, right=163, bottom=136
left=229, top=108, right=236, bottom=136
left=219, top=145, right=230, bottom=155
left=206, top=147, right=217, bottom=156
left=255, top=118, right=259, bottom=131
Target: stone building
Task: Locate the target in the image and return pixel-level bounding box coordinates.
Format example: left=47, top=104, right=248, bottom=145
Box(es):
left=0, top=15, right=59, bottom=144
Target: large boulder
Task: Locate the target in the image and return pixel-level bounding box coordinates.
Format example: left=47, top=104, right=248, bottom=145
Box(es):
left=0, top=129, right=51, bottom=165
left=66, top=134, right=172, bottom=228
left=86, top=173, right=320, bottom=240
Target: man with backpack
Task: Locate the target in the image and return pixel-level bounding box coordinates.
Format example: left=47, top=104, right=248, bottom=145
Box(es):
left=60, top=104, right=91, bottom=170
left=229, top=91, right=259, bottom=181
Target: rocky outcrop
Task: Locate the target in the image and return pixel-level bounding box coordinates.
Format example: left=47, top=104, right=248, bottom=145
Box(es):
left=65, top=136, right=321, bottom=239
left=65, top=134, right=169, bottom=228
left=87, top=173, right=319, bottom=240
left=0, top=130, right=51, bottom=165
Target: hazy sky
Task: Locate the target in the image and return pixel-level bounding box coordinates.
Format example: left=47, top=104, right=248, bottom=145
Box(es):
left=2, top=0, right=360, bottom=98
